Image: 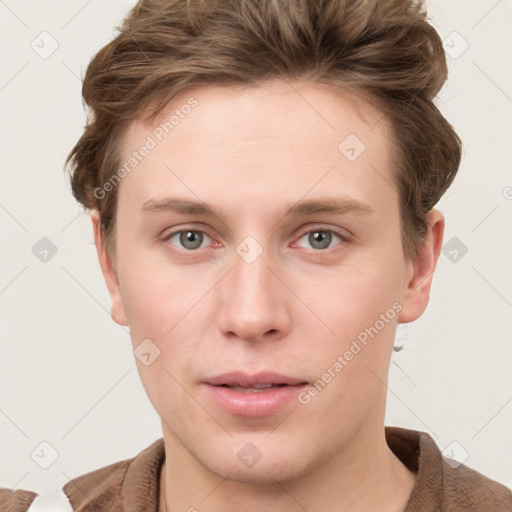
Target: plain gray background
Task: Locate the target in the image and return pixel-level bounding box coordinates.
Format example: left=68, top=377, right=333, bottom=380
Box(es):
left=1, top=0, right=511, bottom=495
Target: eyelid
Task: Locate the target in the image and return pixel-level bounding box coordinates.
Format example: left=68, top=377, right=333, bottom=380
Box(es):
left=298, top=226, right=350, bottom=240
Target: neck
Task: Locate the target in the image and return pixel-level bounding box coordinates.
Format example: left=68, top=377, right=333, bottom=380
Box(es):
left=159, top=419, right=416, bottom=512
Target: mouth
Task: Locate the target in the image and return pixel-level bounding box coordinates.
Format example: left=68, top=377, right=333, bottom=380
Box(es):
left=202, top=371, right=309, bottom=416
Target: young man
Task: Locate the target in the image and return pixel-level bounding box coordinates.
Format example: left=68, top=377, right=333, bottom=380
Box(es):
left=2, top=0, right=511, bottom=511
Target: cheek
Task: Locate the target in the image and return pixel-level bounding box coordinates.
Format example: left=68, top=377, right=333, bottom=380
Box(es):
left=117, top=253, right=217, bottom=395
left=296, top=267, right=400, bottom=422
left=307, top=263, right=402, bottom=335
left=294, top=255, right=403, bottom=387
left=117, top=255, right=188, bottom=343
left=120, top=261, right=204, bottom=415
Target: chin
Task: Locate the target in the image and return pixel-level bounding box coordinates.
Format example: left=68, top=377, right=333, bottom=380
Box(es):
left=213, top=459, right=307, bottom=485
left=199, top=439, right=314, bottom=485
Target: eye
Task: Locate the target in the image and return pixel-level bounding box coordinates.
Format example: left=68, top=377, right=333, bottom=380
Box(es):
left=164, top=229, right=213, bottom=251
left=162, top=226, right=348, bottom=253
left=295, top=228, right=347, bottom=251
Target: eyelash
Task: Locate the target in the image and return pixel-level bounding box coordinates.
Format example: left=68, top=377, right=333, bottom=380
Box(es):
left=161, top=226, right=350, bottom=253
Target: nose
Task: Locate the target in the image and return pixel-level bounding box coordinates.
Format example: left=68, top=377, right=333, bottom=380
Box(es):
left=216, top=241, right=291, bottom=343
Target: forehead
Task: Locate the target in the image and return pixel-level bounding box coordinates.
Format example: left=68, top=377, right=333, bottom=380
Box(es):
left=121, top=80, right=389, bottom=151
left=116, top=80, right=395, bottom=211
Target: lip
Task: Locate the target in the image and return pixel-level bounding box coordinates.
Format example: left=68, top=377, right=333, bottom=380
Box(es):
left=202, top=371, right=308, bottom=417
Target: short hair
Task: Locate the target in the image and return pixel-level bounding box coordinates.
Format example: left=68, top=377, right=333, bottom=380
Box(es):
left=65, top=0, right=462, bottom=260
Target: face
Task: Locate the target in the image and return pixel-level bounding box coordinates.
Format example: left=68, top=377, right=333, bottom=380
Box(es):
left=92, top=79, right=442, bottom=483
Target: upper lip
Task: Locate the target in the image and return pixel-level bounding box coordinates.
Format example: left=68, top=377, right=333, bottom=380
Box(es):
left=204, top=371, right=308, bottom=387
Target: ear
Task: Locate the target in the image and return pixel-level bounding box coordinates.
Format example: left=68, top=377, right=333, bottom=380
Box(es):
left=90, top=210, right=129, bottom=326
left=398, top=209, right=445, bottom=324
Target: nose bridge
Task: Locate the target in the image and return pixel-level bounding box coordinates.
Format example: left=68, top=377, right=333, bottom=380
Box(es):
left=231, top=238, right=275, bottom=317
left=217, top=235, right=288, bottom=340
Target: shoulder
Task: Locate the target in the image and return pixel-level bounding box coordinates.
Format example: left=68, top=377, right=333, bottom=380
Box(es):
left=0, top=488, right=37, bottom=512
left=62, top=457, right=132, bottom=509
left=62, top=438, right=165, bottom=511
left=441, top=457, right=512, bottom=511
left=386, top=426, right=512, bottom=511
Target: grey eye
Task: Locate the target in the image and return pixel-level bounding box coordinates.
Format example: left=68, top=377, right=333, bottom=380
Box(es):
left=168, top=230, right=210, bottom=250
left=309, top=231, right=332, bottom=250
left=296, top=230, right=342, bottom=250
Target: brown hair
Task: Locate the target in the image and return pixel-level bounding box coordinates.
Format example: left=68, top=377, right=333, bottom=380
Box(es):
left=65, top=0, right=462, bottom=260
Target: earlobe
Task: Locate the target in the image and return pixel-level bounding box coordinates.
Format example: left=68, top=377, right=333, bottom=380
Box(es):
left=90, top=210, right=129, bottom=326
left=397, top=209, right=445, bottom=324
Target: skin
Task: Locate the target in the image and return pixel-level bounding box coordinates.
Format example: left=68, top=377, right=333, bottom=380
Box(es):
left=91, top=79, right=444, bottom=512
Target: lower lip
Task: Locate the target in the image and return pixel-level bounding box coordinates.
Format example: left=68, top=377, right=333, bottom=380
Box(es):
left=203, top=383, right=308, bottom=417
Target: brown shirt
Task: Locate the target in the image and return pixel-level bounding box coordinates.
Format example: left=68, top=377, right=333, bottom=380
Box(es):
left=2, top=426, right=511, bottom=511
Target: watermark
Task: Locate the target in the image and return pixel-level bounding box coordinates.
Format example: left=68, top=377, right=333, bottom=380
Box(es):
left=338, top=133, right=366, bottom=161
left=298, top=301, right=403, bottom=405
left=31, top=31, right=59, bottom=59
left=442, top=440, right=469, bottom=469
left=32, top=236, right=58, bottom=263
left=236, top=235, right=264, bottom=264
left=442, top=236, right=468, bottom=263
left=93, top=97, right=198, bottom=200
left=31, top=441, right=59, bottom=469
left=443, top=31, right=469, bottom=60
left=133, top=338, right=161, bottom=366
left=237, top=441, right=263, bottom=468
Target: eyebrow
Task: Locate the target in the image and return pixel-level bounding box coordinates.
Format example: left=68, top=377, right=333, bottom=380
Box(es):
left=141, top=195, right=375, bottom=220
